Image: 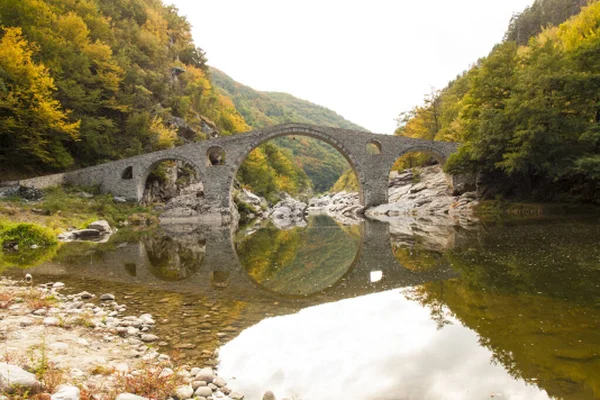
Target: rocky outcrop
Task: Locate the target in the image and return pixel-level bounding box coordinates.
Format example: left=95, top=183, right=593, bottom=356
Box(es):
left=366, top=165, right=478, bottom=219
left=235, top=188, right=268, bottom=220
left=308, top=191, right=363, bottom=225
left=0, top=277, right=244, bottom=400
left=269, top=194, right=307, bottom=229
left=158, top=182, right=239, bottom=225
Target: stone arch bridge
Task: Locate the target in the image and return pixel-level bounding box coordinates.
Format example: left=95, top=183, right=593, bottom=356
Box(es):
left=15, top=123, right=460, bottom=213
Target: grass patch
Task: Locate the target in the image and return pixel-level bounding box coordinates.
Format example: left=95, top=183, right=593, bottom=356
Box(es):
left=0, top=220, right=59, bottom=270
left=23, top=291, right=58, bottom=311
left=0, top=185, right=156, bottom=233
left=0, top=220, right=57, bottom=247
left=39, top=186, right=153, bottom=228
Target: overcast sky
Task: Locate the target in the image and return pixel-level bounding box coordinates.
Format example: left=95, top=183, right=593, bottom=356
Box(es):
left=166, top=0, right=534, bottom=133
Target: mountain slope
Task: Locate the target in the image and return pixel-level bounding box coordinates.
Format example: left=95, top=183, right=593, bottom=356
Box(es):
left=211, top=67, right=365, bottom=193
left=210, top=68, right=366, bottom=131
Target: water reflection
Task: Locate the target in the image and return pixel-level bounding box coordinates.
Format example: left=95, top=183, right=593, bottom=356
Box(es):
left=234, top=215, right=361, bottom=296
left=217, top=289, right=551, bottom=400
left=143, top=230, right=205, bottom=281
left=4, top=214, right=600, bottom=399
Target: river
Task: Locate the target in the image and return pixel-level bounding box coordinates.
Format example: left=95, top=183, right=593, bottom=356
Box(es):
left=4, top=214, right=600, bottom=399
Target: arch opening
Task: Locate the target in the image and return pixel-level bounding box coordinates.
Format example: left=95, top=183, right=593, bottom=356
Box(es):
left=207, top=146, right=226, bottom=166
left=231, top=128, right=364, bottom=221
left=140, top=158, right=203, bottom=206
left=121, top=166, right=133, bottom=180
left=366, top=140, right=382, bottom=155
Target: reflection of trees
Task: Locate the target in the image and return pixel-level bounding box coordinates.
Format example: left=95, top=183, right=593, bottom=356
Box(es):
left=405, top=220, right=600, bottom=399
left=235, top=215, right=361, bottom=296
left=144, top=232, right=205, bottom=281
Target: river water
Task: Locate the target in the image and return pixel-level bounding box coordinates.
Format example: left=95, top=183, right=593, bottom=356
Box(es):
left=4, top=214, right=600, bottom=400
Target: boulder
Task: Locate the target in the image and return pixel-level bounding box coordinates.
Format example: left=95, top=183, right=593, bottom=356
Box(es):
left=72, top=229, right=101, bottom=240
left=0, top=363, right=41, bottom=393
left=51, top=385, right=80, bottom=400
left=263, top=391, right=276, bottom=400
left=87, top=220, right=111, bottom=234
left=194, top=386, right=212, bottom=397
left=195, top=367, right=214, bottom=383
left=174, top=385, right=194, bottom=399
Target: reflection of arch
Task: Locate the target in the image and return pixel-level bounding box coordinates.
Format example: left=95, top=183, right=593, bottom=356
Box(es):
left=207, top=146, right=226, bottom=166
left=137, top=155, right=202, bottom=200
left=234, top=217, right=365, bottom=299
left=366, top=140, right=382, bottom=155
left=144, top=235, right=205, bottom=281
left=231, top=125, right=364, bottom=205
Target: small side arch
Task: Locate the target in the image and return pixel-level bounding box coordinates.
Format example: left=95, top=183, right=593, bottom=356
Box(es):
left=136, top=155, right=202, bottom=201
left=207, top=146, right=226, bottom=166
left=389, top=145, right=449, bottom=169
left=121, top=166, right=133, bottom=180
left=366, top=140, right=382, bottom=155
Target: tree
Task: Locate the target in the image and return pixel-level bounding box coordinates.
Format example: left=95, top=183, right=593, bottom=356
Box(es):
left=0, top=27, right=79, bottom=169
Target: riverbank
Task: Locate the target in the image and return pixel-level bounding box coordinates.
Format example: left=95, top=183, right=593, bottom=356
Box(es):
left=0, top=277, right=245, bottom=400
left=0, top=185, right=156, bottom=235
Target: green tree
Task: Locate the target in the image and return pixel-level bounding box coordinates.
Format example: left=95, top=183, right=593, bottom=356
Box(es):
left=0, top=27, right=79, bottom=169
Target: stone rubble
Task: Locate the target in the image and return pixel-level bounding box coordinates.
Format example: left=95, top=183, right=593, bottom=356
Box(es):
left=0, top=277, right=247, bottom=400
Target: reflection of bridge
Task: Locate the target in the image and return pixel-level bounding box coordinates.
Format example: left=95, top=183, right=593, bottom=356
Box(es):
left=28, top=220, right=457, bottom=307
left=16, top=123, right=459, bottom=214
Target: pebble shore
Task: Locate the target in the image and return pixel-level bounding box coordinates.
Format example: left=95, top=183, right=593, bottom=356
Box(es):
left=0, top=277, right=250, bottom=400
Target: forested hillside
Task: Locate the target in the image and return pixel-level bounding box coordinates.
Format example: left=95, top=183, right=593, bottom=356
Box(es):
left=395, top=0, right=600, bottom=204
left=0, top=0, right=367, bottom=202
left=505, top=0, right=587, bottom=44
left=0, top=0, right=248, bottom=176
left=211, top=68, right=364, bottom=194
left=210, top=68, right=365, bottom=131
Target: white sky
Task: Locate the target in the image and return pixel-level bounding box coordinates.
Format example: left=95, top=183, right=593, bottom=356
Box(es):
left=166, top=0, right=535, bottom=133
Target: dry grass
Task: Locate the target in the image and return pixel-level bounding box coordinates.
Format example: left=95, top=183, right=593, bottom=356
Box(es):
left=0, top=291, right=14, bottom=309
left=37, top=361, right=64, bottom=394
left=20, top=290, right=58, bottom=311
left=70, top=313, right=95, bottom=329
left=109, top=363, right=185, bottom=399
left=89, top=364, right=115, bottom=376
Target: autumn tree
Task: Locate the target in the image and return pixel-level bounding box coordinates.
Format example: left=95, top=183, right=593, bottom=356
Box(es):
left=0, top=27, right=79, bottom=169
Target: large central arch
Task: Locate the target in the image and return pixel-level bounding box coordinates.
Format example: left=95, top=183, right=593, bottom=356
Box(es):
left=227, top=124, right=367, bottom=206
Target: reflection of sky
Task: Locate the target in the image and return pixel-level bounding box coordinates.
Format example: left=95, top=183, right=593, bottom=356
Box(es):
left=218, top=289, right=551, bottom=400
